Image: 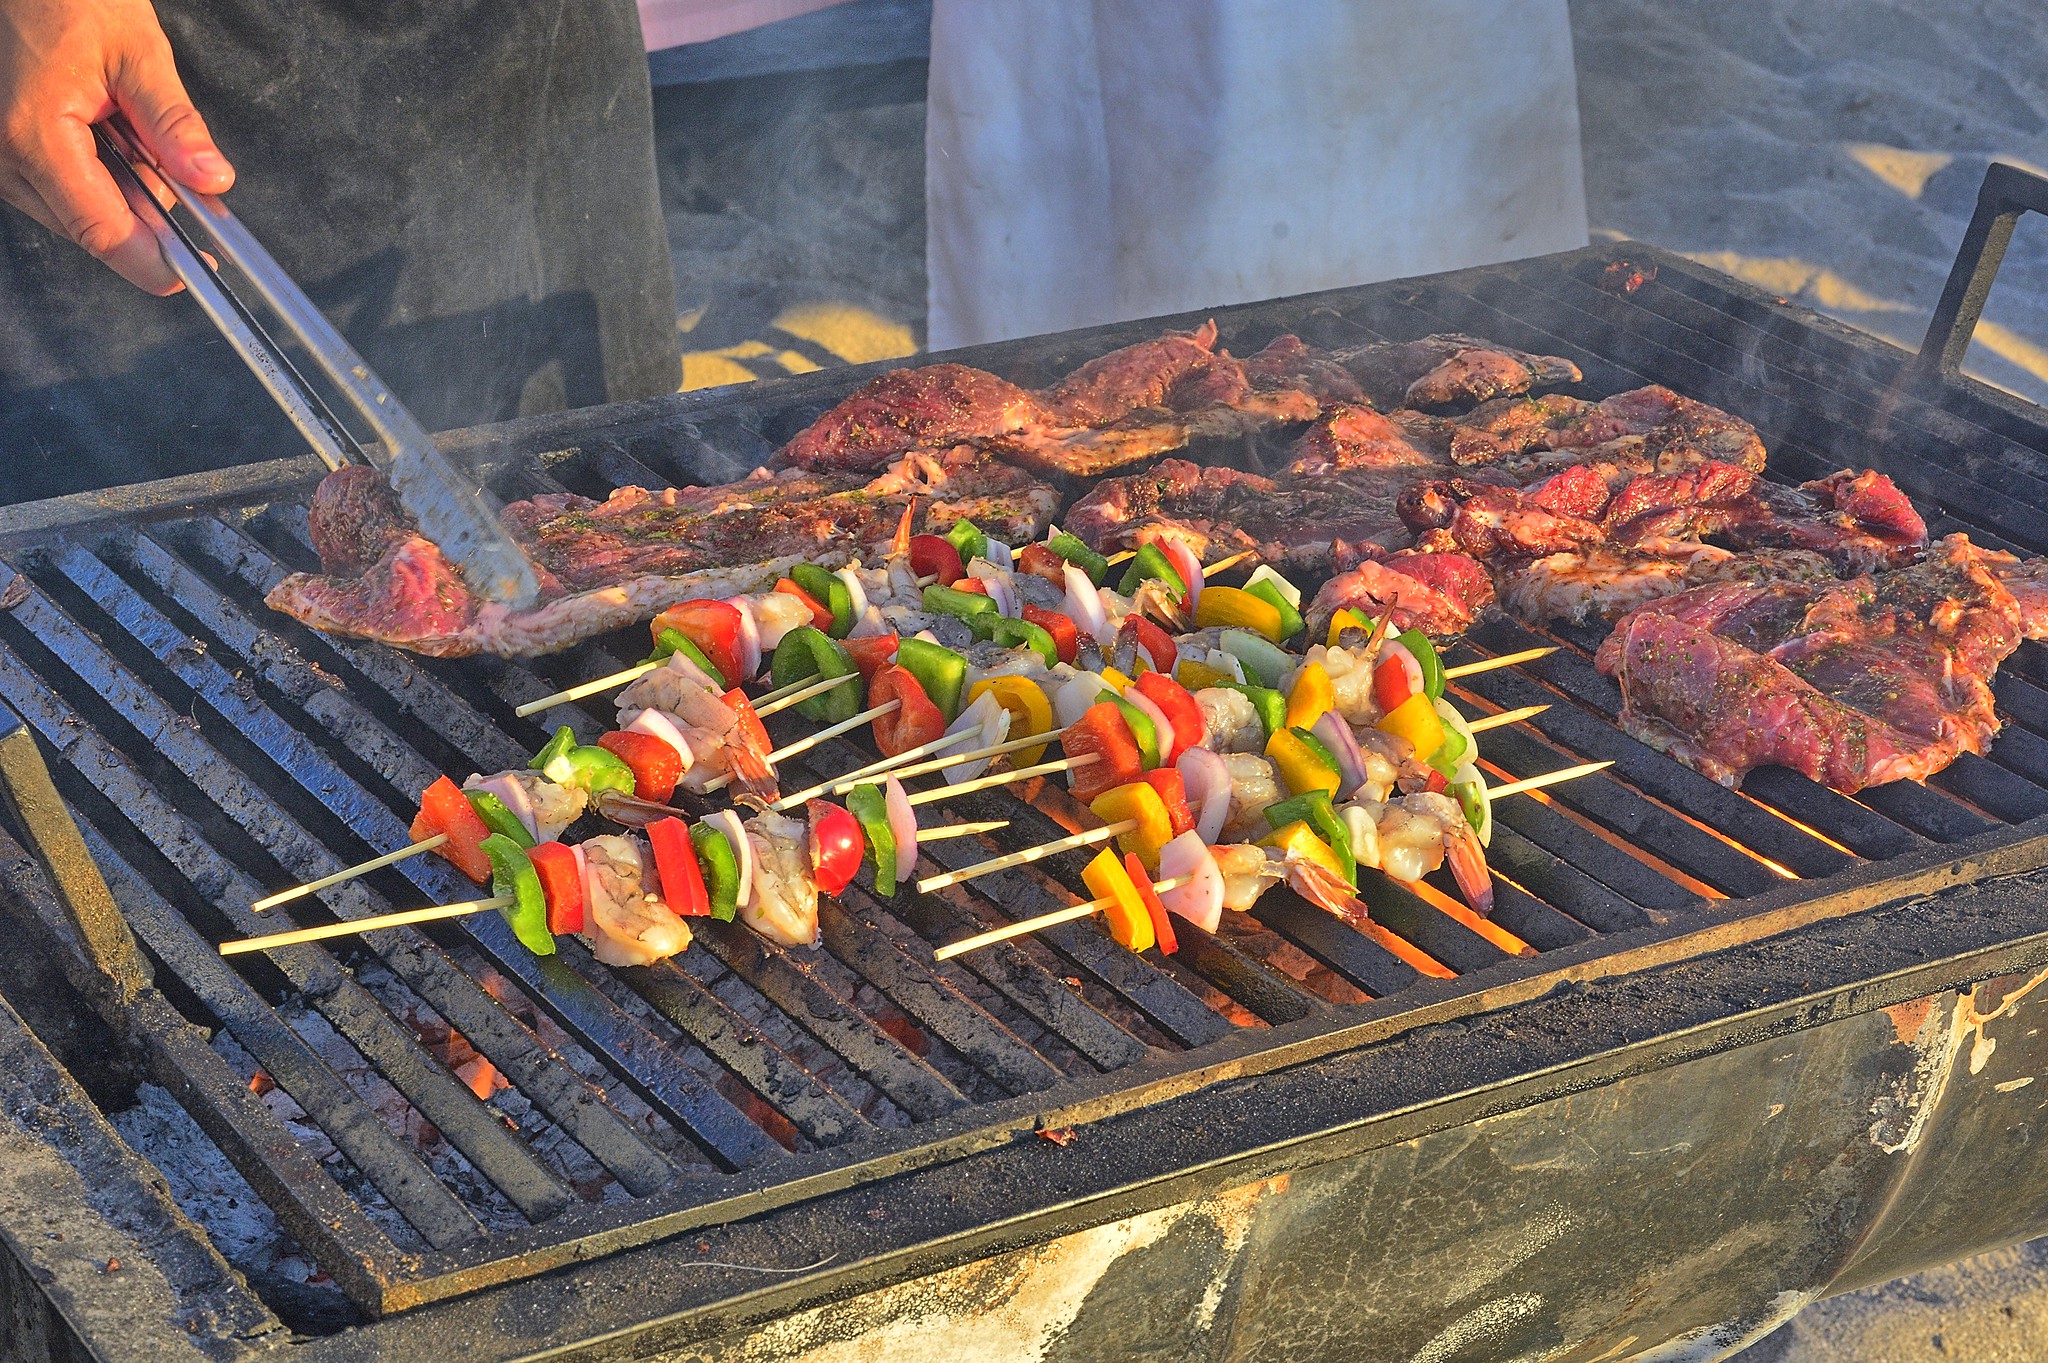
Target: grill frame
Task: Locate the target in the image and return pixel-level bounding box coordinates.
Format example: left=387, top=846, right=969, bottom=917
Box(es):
left=6, top=238, right=2048, bottom=1332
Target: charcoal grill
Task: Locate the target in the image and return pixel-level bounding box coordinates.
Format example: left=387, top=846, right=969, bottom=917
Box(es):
left=10, top=165, right=2048, bottom=1361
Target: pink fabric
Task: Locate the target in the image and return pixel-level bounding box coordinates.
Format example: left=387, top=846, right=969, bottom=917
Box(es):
left=636, top=0, right=851, bottom=50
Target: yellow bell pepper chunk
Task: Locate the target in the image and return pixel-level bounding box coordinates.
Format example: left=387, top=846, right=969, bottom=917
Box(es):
left=1176, top=658, right=1235, bottom=691
left=1088, top=781, right=1174, bottom=871
left=1376, top=691, right=1445, bottom=761
left=966, top=675, right=1055, bottom=766
left=1260, top=820, right=1350, bottom=886
left=1081, top=849, right=1154, bottom=953
left=1326, top=607, right=1374, bottom=648
left=1265, top=728, right=1341, bottom=799
left=1285, top=660, right=1334, bottom=732
left=1193, top=586, right=1285, bottom=643
left=1097, top=666, right=1132, bottom=693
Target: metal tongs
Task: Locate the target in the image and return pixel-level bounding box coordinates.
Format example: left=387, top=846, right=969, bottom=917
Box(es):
left=93, top=116, right=541, bottom=609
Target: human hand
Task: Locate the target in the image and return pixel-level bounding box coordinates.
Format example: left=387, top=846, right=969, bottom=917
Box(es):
left=0, top=0, right=233, bottom=293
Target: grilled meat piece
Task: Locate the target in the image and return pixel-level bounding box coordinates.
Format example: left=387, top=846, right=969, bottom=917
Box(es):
left=1506, top=545, right=1837, bottom=626
left=1717, top=469, right=1927, bottom=572
left=308, top=464, right=413, bottom=576
left=1303, top=552, right=1494, bottom=639
left=1599, top=460, right=1757, bottom=546
left=1284, top=404, right=1452, bottom=476
left=1608, top=612, right=1948, bottom=793
left=269, top=455, right=1058, bottom=656
left=1446, top=385, right=1766, bottom=478
left=780, top=363, right=1049, bottom=471
left=1340, top=334, right=1582, bottom=409
left=1399, top=478, right=1608, bottom=560
left=1042, top=320, right=1223, bottom=426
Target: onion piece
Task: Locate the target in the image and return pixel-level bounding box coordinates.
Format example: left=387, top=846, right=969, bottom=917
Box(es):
left=1053, top=669, right=1116, bottom=728
left=626, top=709, right=698, bottom=771
left=1092, top=589, right=1126, bottom=647
left=1177, top=747, right=1232, bottom=844
left=661, top=648, right=721, bottom=694
left=705, top=809, right=752, bottom=909
left=1121, top=688, right=1175, bottom=768
left=884, top=775, right=919, bottom=878
left=1244, top=564, right=1301, bottom=608
left=1157, top=537, right=1204, bottom=611
left=983, top=538, right=1015, bottom=572
left=1220, top=629, right=1292, bottom=688
left=1157, top=831, right=1224, bottom=933
left=1063, top=563, right=1107, bottom=641
left=942, top=691, right=1012, bottom=783
left=847, top=604, right=892, bottom=638
left=970, top=558, right=1017, bottom=618
left=1375, top=640, right=1425, bottom=698
left=836, top=567, right=871, bottom=629
left=468, top=772, right=539, bottom=841
left=731, top=596, right=763, bottom=680
left=1311, top=709, right=1368, bottom=800
left=1204, top=648, right=1246, bottom=683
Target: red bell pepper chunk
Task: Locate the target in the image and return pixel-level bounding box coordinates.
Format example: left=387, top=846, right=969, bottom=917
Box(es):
left=1131, top=671, right=1205, bottom=765
left=955, top=577, right=990, bottom=597
left=869, top=663, right=948, bottom=756
left=649, top=599, right=746, bottom=684
left=806, top=800, right=864, bottom=896
left=410, top=775, right=495, bottom=883
left=647, top=817, right=710, bottom=916
left=907, top=534, right=965, bottom=587
left=528, top=841, right=587, bottom=934
left=597, top=729, right=684, bottom=804
left=1125, top=851, right=1178, bottom=955
left=1141, top=767, right=1195, bottom=839
left=1372, top=656, right=1415, bottom=714
left=842, top=633, right=900, bottom=682
left=1016, top=542, right=1068, bottom=586
left=774, top=578, right=835, bottom=631
left=1022, top=603, right=1080, bottom=665
left=1064, top=701, right=1146, bottom=802
left=1425, top=768, right=1449, bottom=794
left=1131, top=616, right=1177, bottom=675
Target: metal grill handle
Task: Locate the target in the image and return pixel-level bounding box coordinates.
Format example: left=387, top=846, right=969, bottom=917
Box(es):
left=1914, top=161, right=2048, bottom=386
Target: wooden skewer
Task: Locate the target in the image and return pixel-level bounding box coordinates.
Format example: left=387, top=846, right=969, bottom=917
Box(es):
left=515, top=660, right=656, bottom=717
left=933, top=874, right=1193, bottom=960
left=699, top=699, right=905, bottom=794
left=914, top=816, right=1132, bottom=893
left=904, top=752, right=1098, bottom=807
left=250, top=835, right=446, bottom=912
left=1441, top=646, right=1557, bottom=680
left=1104, top=549, right=1135, bottom=567
left=915, top=574, right=938, bottom=588
left=1203, top=550, right=1254, bottom=578
left=920, top=819, right=1011, bottom=842
left=1467, top=704, right=1549, bottom=734
left=860, top=730, right=1052, bottom=787
left=753, top=670, right=857, bottom=718
left=1488, top=759, right=1614, bottom=799
left=771, top=728, right=980, bottom=810
left=222, top=895, right=513, bottom=955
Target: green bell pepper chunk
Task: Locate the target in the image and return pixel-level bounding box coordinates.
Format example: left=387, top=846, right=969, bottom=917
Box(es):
left=845, top=783, right=897, bottom=895
left=769, top=626, right=863, bottom=723
left=530, top=725, right=577, bottom=774
left=480, top=833, right=555, bottom=956
left=1225, top=683, right=1287, bottom=744
left=1427, top=725, right=1469, bottom=778
left=969, top=612, right=1059, bottom=668
left=1290, top=726, right=1341, bottom=774
left=646, top=626, right=727, bottom=687
left=922, top=583, right=998, bottom=623
left=1263, top=790, right=1356, bottom=885
left=688, top=822, right=740, bottom=922
left=1110, top=696, right=1161, bottom=770
left=465, top=788, right=535, bottom=849
left=1243, top=579, right=1305, bottom=642
left=895, top=637, right=968, bottom=721
left=1397, top=628, right=1444, bottom=700
left=1115, top=542, right=1187, bottom=601
left=570, top=745, right=638, bottom=797
left=945, top=518, right=989, bottom=566
left=791, top=564, right=856, bottom=639
left=1046, top=531, right=1109, bottom=586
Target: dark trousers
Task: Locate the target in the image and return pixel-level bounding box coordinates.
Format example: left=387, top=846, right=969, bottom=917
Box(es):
left=0, top=0, right=680, bottom=504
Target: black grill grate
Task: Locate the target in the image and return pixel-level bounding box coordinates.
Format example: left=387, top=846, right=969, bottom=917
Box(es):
left=3, top=241, right=2048, bottom=1318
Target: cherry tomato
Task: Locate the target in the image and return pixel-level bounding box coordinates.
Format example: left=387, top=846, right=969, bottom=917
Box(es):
left=907, top=534, right=965, bottom=587
left=806, top=800, right=864, bottom=896
left=1016, top=542, right=1069, bottom=585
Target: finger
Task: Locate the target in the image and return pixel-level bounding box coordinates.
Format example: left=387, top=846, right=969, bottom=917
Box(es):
left=111, top=35, right=232, bottom=193
left=18, top=121, right=181, bottom=294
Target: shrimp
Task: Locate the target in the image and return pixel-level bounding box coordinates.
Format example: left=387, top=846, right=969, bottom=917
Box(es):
left=581, top=835, right=693, bottom=967
left=731, top=590, right=815, bottom=651
left=463, top=770, right=586, bottom=842
left=1307, top=644, right=1385, bottom=730
left=1197, top=687, right=1265, bottom=754
left=622, top=657, right=776, bottom=801
left=1370, top=793, right=1494, bottom=913
left=1209, top=843, right=1366, bottom=919
left=1349, top=728, right=1408, bottom=803
left=1220, top=753, right=1282, bottom=841
left=740, top=811, right=820, bottom=947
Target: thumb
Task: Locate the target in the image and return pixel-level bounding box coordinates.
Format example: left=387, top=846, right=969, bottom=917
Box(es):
left=110, top=33, right=233, bottom=194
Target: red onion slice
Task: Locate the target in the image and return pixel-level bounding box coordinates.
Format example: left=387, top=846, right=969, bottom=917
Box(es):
left=884, top=775, right=918, bottom=878
left=1157, top=831, right=1224, bottom=933
left=1177, top=746, right=1232, bottom=844
left=705, top=809, right=752, bottom=908
left=1311, top=709, right=1369, bottom=800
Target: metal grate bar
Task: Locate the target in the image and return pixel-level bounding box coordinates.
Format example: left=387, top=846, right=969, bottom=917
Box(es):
left=0, top=569, right=580, bottom=1226
left=1466, top=860, right=1596, bottom=948
left=1242, top=897, right=1430, bottom=997
left=1163, top=923, right=1332, bottom=1023
left=816, top=896, right=1071, bottom=1095
left=679, top=919, right=970, bottom=1121
left=1478, top=824, right=1655, bottom=934
left=1487, top=792, right=1699, bottom=917
left=1360, top=880, right=1514, bottom=974
left=1929, top=753, right=2048, bottom=824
